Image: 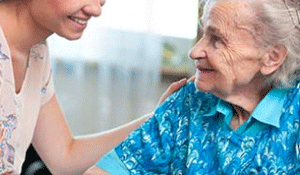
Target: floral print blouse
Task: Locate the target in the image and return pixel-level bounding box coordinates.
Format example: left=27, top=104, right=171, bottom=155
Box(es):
left=0, top=26, right=55, bottom=174
left=96, top=82, right=300, bottom=175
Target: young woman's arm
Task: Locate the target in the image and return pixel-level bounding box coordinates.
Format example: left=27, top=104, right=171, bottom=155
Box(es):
left=32, top=78, right=190, bottom=175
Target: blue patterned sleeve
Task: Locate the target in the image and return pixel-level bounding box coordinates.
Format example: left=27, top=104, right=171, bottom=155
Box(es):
left=98, top=83, right=193, bottom=174
left=96, top=150, right=130, bottom=175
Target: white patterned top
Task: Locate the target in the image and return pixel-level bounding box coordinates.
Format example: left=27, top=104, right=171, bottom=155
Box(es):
left=0, top=26, right=55, bottom=174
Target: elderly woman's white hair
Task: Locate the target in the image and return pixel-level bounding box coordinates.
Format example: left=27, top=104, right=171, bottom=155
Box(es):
left=200, top=0, right=300, bottom=88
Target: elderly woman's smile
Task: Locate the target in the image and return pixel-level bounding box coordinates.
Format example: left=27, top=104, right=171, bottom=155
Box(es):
left=190, top=0, right=268, bottom=110
left=195, top=60, right=215, bottom=73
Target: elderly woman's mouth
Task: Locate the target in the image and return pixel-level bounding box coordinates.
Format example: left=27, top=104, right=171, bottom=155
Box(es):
left=197, top=67, right=215, bottom=74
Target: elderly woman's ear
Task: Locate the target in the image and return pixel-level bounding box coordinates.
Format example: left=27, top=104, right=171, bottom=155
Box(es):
left=260, top=44, right=288, bottom=75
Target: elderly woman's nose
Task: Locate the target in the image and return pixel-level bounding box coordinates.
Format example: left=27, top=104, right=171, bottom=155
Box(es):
left=189, top=41, right=206, bottom=60
left=83, top=0, right=105, bottom=17
left=100, top=0, right=106, bottom=7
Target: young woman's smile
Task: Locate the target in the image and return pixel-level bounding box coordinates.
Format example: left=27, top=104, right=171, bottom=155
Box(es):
left=27, top=0, right=105, bottom=40
left=67, top=15, right=90, bottom=31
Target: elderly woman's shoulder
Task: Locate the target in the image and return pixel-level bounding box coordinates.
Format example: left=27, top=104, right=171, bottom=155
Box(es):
left=167, top=82, right=218, bottom=105
left=180, top=82, right=216, bottom=97
left=182, top=82, right=198, bottom=92
left=172, top=82, right=208, bottom=97
left=281, top=81, right=300, bottom=106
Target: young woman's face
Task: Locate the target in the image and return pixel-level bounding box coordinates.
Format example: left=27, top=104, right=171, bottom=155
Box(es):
left=27, top=0, right=105, bottom=40
left=189, top=0, right=266, bottom=98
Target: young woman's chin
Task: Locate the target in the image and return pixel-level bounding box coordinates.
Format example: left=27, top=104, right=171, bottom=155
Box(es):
left=56, top=31, right=83, bottom=40
left=65, top=35, right=82, bottom=40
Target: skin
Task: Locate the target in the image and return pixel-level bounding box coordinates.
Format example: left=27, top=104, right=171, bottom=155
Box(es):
left=193, top=1, right=266, bottom=102
left=190, top=0, right=269, bottom=128
left=83, top=0, right=288, bottom=173
left=0, top=0, right=190, bottom=174
left=191, top=0, right=287, bottom=129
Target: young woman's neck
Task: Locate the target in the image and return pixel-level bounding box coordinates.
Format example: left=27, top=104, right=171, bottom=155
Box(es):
left=0, top=0, right=53, bottom=55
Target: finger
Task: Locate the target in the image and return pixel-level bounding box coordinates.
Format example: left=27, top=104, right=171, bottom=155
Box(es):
left=166, top=78, right=187, bottom=94
left=157, top=78, right=187, bottom=106
left=187, top=76, right=195, bottom=82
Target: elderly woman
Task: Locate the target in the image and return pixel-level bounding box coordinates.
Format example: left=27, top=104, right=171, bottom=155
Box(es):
left=84, top=0, right=300, bottom=174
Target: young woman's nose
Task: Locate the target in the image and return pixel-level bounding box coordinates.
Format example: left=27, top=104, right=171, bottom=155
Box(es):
left=189, top=39, right=207, bottom=60
left=83, top=0, right=105, bottom=17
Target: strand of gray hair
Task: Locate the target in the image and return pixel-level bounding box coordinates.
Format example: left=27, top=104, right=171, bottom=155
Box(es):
left=258, top=0, right=300, bottom=87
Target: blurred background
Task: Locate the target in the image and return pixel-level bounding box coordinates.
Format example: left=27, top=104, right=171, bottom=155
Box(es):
left=22, top=0, right=199, bottom=174
left=49, top=0, right=198, bottom=134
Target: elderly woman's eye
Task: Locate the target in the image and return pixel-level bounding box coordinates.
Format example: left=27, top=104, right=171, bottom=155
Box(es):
left=210, top=35, right=222, bottom=48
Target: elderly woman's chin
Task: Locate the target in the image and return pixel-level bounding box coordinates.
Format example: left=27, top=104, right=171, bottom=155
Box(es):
left=194, top=71, right=232, bottom=98
left=193, top=69, right=213, bottom=90
left=194, top=73, right=211, bottom=92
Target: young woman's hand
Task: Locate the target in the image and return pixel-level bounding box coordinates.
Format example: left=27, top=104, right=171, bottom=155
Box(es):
left=156, top=76, right=195, bottom=107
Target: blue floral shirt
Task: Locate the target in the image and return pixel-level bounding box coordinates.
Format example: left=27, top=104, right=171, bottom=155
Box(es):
left=96, top=82, right=300, bottom=174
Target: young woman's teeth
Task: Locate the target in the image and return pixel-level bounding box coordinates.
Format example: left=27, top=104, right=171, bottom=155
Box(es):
left=69, top=16, right=87, bottom=25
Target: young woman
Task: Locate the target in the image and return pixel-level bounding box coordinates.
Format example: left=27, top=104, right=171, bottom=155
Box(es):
left=0, top=0, right=190, bottom=174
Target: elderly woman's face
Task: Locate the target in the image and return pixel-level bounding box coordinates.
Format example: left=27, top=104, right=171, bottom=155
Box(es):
left=189, top=0, right=266, bottom=98
left=27, top=0, right=105, bottom=40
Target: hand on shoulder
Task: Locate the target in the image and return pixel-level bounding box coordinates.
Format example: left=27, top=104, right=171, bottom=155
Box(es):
left=156, top=76, right=195, bottom=107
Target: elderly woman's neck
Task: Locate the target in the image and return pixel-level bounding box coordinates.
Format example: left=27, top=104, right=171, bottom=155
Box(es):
left=223, top=86, right=272, bottom=130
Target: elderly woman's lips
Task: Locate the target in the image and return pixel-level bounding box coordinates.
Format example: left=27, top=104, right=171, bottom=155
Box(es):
left=199, top=68, right=214, bottom=71
left=196, top=67, right=215, bottom=76
left=197, top=67, right=214, bottom=72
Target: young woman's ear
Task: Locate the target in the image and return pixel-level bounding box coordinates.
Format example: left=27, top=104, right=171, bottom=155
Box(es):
left=260, top=44, right=288, bottom=75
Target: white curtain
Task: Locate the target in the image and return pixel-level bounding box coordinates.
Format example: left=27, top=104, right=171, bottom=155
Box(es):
left=47, top=0, right=198, bottom=136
